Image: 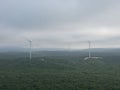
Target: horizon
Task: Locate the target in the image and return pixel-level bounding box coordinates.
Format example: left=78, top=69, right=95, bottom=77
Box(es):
left=1, top=46, right=120, bottom=52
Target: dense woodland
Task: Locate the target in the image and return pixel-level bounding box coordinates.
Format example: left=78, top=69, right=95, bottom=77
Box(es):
left=0, top=51, right=120, bottom=90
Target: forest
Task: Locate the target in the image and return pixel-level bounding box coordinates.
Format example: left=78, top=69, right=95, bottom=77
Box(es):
left=0, top=51, right=120, bottom=90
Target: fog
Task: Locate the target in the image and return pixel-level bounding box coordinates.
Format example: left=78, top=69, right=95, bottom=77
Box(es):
left=0, top=0, right=120, bottom=49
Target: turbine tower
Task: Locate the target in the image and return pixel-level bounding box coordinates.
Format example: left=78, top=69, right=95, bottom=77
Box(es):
left=84, top=41, right=102, bottom=60
left=93, top=42, right=96, bottom=57
left=28, top=40, right=32, bottom=62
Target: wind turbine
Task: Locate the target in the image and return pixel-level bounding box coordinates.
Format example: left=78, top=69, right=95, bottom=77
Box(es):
left=84, top=41, right=92, bottom=60
left=92, top=41, right=103, bottom=59
left=88, top=41, right=91, bottom=58
left=84, top=41, right=103, bottom=60
left=93, top=41, right=96, bottom=57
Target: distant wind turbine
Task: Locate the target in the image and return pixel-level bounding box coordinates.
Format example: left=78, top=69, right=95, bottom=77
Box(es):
left=93, top=41, right=96, bottom=57
left=84, top=41, right=103, bottom=60
left=88, top=41, right=91, bottom=58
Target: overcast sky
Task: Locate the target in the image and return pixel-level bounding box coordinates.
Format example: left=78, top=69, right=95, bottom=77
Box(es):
left=0, top=0, right=120, bottom=49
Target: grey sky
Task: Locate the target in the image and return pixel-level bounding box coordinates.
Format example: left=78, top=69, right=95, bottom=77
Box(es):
left=0, top=0, right=120, bottom=49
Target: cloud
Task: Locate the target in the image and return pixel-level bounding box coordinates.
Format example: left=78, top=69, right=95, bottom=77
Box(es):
left=0, top=0, right=119, bottom=29
left=0, top=0, right=120, bottom=49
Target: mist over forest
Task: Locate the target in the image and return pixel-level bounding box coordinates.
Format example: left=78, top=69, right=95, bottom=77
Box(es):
left=1, top=0, right=120, bottom=90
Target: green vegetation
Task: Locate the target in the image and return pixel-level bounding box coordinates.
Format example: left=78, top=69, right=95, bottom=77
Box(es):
left=0, top=51, right=120, bottom=90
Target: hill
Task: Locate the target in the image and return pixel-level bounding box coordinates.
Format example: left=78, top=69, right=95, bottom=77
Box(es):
left=0, top=51, right=120, bottom=90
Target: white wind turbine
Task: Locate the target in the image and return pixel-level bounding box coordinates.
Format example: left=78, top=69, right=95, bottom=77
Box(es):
left=84, top=41, right=92, bottom=60
left=88, top=41, right=91, bottom=58
left=84, top=41, right=102, bottom=60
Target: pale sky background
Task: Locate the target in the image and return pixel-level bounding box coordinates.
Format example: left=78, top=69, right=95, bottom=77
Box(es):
left=0, top=0, right=120, bottom=49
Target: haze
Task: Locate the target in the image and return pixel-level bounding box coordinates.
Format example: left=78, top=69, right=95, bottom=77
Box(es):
left=0, top=0, right=120, bottom=49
